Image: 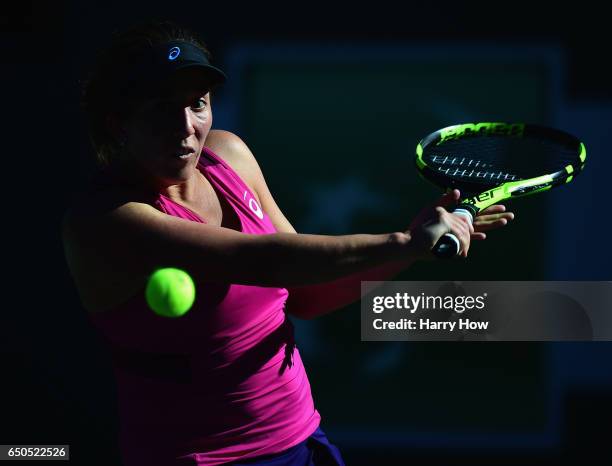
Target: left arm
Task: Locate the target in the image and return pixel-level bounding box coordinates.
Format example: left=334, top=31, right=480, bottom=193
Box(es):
left=282, top=205, right=514, bottom=320
left=207, top=130, right=514, bottom=319
left=280, top=203, right=514, bottom=320
left=206, top=130, right=411, bottom=319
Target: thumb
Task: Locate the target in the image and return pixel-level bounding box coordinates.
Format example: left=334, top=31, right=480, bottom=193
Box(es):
left=435, top=189, right=461, bottom=208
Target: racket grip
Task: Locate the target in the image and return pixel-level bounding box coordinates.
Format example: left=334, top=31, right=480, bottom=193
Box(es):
left=432, top=208, right=474, bottom=259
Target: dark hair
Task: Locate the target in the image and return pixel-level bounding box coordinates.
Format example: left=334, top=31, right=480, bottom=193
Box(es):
left=81, top=20, right=213, bottom=167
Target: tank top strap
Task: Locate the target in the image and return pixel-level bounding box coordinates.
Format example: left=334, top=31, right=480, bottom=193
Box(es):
left=198, top=146, right=255, bottom=204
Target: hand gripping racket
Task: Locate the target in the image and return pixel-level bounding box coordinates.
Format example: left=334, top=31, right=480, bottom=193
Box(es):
left=415, top=122, right=586, bottom=258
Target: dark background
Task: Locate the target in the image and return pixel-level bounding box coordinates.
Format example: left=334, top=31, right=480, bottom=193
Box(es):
left=2, top=1, right=611, bottom=465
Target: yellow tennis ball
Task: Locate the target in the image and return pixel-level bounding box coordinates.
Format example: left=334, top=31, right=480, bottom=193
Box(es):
left=145, top=268, right=195, bottom=318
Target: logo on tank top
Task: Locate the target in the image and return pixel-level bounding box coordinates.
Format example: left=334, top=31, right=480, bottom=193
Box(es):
left=244, top=190, right=264, bottom=220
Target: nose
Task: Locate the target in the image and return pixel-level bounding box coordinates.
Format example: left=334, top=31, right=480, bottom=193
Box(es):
left=171, top=107, right=196, bottom=139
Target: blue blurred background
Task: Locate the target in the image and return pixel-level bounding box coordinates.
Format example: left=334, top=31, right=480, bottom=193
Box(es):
left=2, top=1, right=611, bottom=464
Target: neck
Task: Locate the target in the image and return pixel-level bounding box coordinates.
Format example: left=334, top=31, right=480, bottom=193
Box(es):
left=160, top=171, right=203, bottom=205
left=107, top=158, right=203, bottom=204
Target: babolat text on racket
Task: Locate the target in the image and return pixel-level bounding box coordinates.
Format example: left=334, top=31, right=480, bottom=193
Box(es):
left=415, top=122, right=586, bottom=258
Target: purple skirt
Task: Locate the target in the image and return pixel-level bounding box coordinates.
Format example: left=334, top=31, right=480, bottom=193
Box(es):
left=228, top=427, right=345, bottom=466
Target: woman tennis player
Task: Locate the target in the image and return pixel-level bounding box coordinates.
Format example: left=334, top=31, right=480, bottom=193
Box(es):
left=62, top=20, right=513, bottom=466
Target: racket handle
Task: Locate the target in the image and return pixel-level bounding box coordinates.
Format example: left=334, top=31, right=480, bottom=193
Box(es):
left=432, top=208, right=474, bottom=259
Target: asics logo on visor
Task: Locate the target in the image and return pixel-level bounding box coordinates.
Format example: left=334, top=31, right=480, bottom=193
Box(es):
left=168, top=47, right=181, bottom=60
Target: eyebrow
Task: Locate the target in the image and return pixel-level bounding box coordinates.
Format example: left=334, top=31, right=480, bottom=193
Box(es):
left=152, top=91, right=208, bottom=104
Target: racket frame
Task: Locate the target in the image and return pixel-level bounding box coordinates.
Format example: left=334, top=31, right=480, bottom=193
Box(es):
left=416, top=122, right=586, bottom=214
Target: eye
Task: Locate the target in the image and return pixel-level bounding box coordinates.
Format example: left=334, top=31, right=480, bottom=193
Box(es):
left=191, top=98, right=207, bottom=110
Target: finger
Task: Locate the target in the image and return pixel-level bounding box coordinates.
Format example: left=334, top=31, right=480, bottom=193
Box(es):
left=451, top=214, right=472, bottom=235
left=471, top=232, right=487, bottom=240
left=463, top=227, right=471, bottom=256
left=440, top=208, right=472, bottom=256
left=474, top=218, right=511, bottom=232
left=454, top=211, right=474, bottom=235
left=467, top=218, right=475, bottom=235
left=449, top=217, right=471, bottom=256
left=474, top=212, right=515, bottom=223
left=435, top=211, right=462, bottom=255
left=435, top=189, right=461, bottom=208
left=473, top=213, right=515, bottom=231
left=474, top=217, right=506, bottom=228
left=478, top=205, right=506, bottom=215
left=460, top=229, right=470, bottom=257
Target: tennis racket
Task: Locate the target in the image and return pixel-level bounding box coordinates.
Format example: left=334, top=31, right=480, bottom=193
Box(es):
left=415, top=122, right=586, bottom=258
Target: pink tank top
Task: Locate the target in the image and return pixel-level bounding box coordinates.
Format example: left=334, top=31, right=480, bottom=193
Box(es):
left=89, top=147, right=321, bottom=465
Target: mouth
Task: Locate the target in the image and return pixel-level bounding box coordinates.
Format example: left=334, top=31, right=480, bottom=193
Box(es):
left=171, top=147, right=196, bottom=159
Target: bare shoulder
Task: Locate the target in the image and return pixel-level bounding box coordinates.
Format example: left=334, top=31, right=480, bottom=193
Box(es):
left=205, top=129, right=252, bottom=163
left=205, top=130, right=297, bottom=234
left=205, top=129, right=263, bottom=197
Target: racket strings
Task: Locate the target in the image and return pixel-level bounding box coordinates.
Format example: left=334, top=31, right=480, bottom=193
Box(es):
left=430, top=155, right=518, bottom=181
left=437, top=167, right=518, bottom=181
left=424, top=135, right=579, bottom=184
